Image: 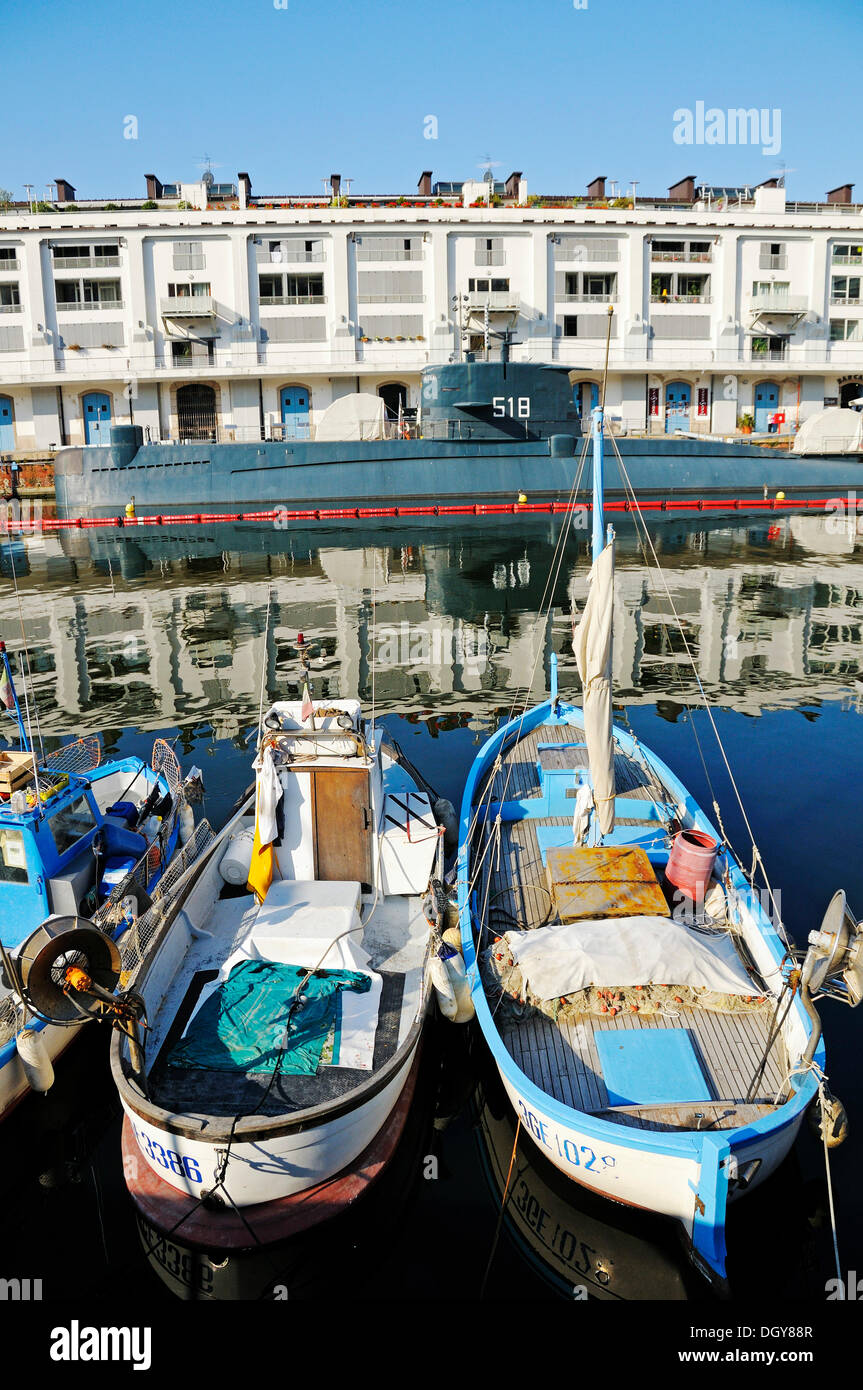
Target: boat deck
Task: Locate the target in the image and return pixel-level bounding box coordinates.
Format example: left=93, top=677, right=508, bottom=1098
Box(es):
left=477, top=720, right=787, bottom=1129
left=145, top=886, right=427, bottom=1120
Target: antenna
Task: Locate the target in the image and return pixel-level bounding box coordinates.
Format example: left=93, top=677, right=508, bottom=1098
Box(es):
left=193, top=154, right=222, bottom=183
left=477, top=154, right=502, bottom=182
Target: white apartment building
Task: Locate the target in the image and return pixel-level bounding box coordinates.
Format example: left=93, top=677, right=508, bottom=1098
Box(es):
left=1, top=168, right=863, bottom=453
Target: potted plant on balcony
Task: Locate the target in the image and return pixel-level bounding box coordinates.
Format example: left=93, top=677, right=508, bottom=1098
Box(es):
left=738, top=413, right=754, bottom=434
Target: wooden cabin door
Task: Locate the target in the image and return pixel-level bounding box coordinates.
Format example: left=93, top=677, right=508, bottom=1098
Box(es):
left=312, top=769, right=372, bottom=888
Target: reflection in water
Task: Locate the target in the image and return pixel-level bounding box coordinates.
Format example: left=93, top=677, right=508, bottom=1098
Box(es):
left=0, top=510, right=860, bottom=1302
left=2, top=511, right=863, bottom=742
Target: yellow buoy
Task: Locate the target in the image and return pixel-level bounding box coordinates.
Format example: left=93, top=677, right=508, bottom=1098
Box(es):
left=125, top=496, right=136, bottom=518
left=776, top=490, right=785, bottom=501
left=517, top=491, right=527, bottom=505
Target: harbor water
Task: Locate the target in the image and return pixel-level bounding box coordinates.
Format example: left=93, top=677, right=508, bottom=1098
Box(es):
left=1, top=507, right=862, bottom=1302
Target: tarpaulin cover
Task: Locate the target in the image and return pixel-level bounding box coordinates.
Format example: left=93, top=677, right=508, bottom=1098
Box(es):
left=166, top=959, right=372, bottom=1076
left=505, top=916, right=755, bottom=1001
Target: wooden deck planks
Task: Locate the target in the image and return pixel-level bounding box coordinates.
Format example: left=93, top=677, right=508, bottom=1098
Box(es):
left=501, top=1002, right=785, bottom=1121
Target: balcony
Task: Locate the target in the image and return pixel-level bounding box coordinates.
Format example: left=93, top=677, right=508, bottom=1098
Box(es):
left=160, top=295, right=215, bottom=317
left=650, top=294, right=712, bottom=304
left=357, top=294, right=424, bottom=304
left=0, top=258, right=20, bottom=272
left=831, top=296, right=863, bottom=307
left=651, top=250, right=712, bottom=263
left=56, top=299, right=124, bottom=312
left=832, top=253, right=863, bottom=266
left=759, top=254, right=788, bottom=270
left=560, top=293, right=619, bottom=303
left=53, top=255, right=120, bottom=270
left=749, top=293, right=807, bottom=318
left=257, top=249, right=325, bottom=264
left=466, top=290, right=519, bottom=313
left=749, top=343, right=789, bottom=362
left=0, top=302, right=21, bottom=314
left=259, top=294, right=327, bottom=306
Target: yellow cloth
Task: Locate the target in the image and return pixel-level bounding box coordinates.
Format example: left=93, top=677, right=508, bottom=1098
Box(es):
left=247, top=812, right=273, bottom=904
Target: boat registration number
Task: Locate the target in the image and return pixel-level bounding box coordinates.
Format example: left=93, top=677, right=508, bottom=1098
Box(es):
left=515, top=1099, right=616, bottom=1173
left=136, top=1216, right=215, bottom=1296
left=131, top=1122, right=203, bottom=1184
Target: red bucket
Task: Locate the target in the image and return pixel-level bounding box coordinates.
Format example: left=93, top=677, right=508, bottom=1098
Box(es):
left=665, top=829, right=718, bottom=903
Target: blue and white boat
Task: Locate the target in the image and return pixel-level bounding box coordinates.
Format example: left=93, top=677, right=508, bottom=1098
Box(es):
left=0, top=640, right=202, bottom=1119
left=458, top=323, right=862, bottom=1291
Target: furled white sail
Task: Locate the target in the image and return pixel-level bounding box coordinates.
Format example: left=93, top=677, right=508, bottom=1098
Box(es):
left=573, top=541, right=615, bottom=835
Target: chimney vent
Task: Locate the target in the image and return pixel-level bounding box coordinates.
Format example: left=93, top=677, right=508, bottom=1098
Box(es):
left=668, top=174, right=696, bottom=202
left=827, top=183, right=854, bottom=204
left=55, top=178, right=76, bottom=204
left=145, top=173, right=163, bottom=201
left=418, top=170, right=432, bottom=196
left=586, top=175, right=606, bottom=200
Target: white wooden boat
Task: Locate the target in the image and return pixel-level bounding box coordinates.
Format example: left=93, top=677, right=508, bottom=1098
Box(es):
left=107, top=698, right=438, bottom=1217
left=458, top=327, right=862, bottom=1290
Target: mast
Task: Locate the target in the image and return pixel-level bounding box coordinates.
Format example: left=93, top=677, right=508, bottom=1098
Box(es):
left=0, top=641, right=30, bottom=752
left=591, top=305, right=615, bottom=561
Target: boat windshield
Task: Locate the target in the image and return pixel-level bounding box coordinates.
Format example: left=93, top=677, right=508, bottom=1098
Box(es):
left=0, top=827, right=29, bottom=884
left=48, top=795, right=97, bottom=857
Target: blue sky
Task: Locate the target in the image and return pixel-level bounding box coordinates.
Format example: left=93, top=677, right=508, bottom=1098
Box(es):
left=3, top=0, right=860, bottom=201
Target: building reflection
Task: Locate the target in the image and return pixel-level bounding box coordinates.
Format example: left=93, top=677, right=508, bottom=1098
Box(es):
left=3, top=512, right=862, bottom=739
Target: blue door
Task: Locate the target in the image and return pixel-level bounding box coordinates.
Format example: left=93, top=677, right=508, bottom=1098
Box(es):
left=0, top=397, right=13, bottom=451
left=665, top=381, right=691, bottom=434
left=83, top=392, right=112, bottom=445
left=573, top=381, right=599, bottom=421
left=754, top=382, right=779, bottom=432
left=280, top=387, right=310, bottom=440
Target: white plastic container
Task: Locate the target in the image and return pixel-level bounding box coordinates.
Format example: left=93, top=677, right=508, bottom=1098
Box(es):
left=219, top=827, right=255, bottom=886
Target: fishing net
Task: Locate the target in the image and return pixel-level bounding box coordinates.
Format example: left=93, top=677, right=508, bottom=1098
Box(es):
left=481, top=936, right=772, bottom=1028
left=42, top=736, right=102, bottom=777
left=151, top=738, right=182, bottom=795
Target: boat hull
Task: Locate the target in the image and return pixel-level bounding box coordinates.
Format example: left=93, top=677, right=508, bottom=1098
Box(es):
left=458, top=696, right=820, bottom=1285
left=54, top=434, right=863, bottom=517
left=120, top=1031, right=422, bottom=1207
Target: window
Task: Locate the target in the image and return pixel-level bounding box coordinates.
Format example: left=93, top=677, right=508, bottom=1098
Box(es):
left=475, top=238, right=505, bottom=266
left=48, top=795, right=97, bottom=857
left=168, top=282, right=212, bottom=297
left=284, top=273, right=324, bottom=302
left=834, top=244, right=863, bottom=264
left=831, top=277, right=861, bottom=302
left=563, top=316, right=579, bottom=336
left=56, top=281, right=81, bottom=304
left=830, top=320, right=863, bottom=341
left=83, top=279, right=121, bottom=304
left=0, top=284, right=20, bottom=308
left=0, top=248, right=17, bottom=266
left=0, top=827, right=28, bottom=884
left=259, top=274, right=282, bottom=299
left=752, top=281, right=789, bottom=297
left=173, top=241, right=205, bottom=271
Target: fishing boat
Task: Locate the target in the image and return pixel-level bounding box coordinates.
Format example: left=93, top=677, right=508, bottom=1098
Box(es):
left=0, top=640, right=206, bottom=1120
left=457, top=312, right=863, bottom=1291
left=90, top=692, right=446, bottom=1242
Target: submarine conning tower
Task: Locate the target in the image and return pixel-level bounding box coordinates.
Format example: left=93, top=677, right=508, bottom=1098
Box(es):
left=419, top=361, right=582, bottom=442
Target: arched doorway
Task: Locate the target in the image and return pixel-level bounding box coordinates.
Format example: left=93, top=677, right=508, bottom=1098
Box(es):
left=840, top=381, right=863, bottom=411
left=754, top=381, right=780, bottom=432
left=664, top=381, right=691, bottom=434
left=0, top=396, right=13, bottom=451
left=280, top=385, right=311, bottom=439
left=378, top=382, right=408, bottom=421
left=82, top=391, right=112, bottom=445
left=176, top=384, right=217, bottom=441
left=572, top=381, right=599, bottom=422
